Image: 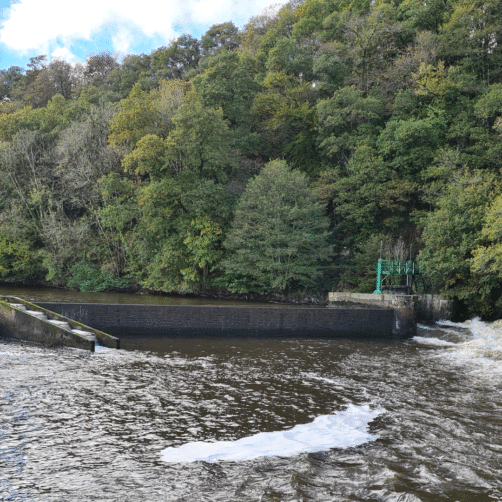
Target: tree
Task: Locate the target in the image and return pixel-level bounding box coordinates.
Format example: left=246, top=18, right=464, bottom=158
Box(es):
left=137, top=177, right=231, bottom=291
left=150, top=35, right=201, bottom=81
left=474, top=83, right=502, bottom=129
left=314, top=146, right=416, bottom=251
left=322, top=4, right=402, bottom=93
left=316, top=85, right=385, bottom=168
left=419, top=169, right=497, bottom=316
left=201, top=22, right=240, bottom=57
left=240, top=4, right=281, bottom=55
left=108, top=83, right=159, bottom=153
left=252, top=70, right=322, bottom=176
left=0, top=66, right=25, bottom=101
left=84, top=51, right=120, bottom=86
left=108, top=80, right=189, bottom=157
left=312, top=49, right=349, bottom=97
left=181, top=216, right=223, bottom=290
left=469, top=192, right=502, bottom=316
left=192, top=51, right=260, bottom=155
left=377, top=105, right=448, bottom=180
left=222, top=159, right=332, bottom=293
left=439, top=0, right=502, bottom=84
left=163, top=89, right=234, bottom=182
left=56, top=101, right=121, bottom=211
left=23, top=59, right=78, bottom=107
left=95, top=172, right=142, bottom=279
left=108, top=53, right=152, bottom=99
left=398, top=0, right=448, bottom=33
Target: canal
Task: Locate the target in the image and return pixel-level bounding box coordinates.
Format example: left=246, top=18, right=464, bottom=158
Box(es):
left=1, top=287, right=501, bottom=500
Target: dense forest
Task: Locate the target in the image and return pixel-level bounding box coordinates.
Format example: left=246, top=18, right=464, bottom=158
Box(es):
left=1, top=0, right=502, bottom=316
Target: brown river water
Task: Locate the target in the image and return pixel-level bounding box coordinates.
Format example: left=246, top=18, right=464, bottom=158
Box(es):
left=1, top=287, right=501, bottom=501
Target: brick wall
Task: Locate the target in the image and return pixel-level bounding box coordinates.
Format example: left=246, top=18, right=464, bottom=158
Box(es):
left=36, top=303, right=396, bottom=338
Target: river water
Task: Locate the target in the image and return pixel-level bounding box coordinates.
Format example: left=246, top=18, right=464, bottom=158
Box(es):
left=1, top=288, right=502, bottom=501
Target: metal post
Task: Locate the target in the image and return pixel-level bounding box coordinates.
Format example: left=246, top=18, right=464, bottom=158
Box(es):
left=374, top=259, right=382, bottom=294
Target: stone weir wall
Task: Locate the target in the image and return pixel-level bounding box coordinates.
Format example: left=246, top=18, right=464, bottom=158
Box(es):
left=329, top=292, right=455, bottom=337
left=35, top=303, right=403, bottom=339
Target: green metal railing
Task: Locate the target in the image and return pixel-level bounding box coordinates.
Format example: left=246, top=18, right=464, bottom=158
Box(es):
left=373, top=260, right=423, bottom=294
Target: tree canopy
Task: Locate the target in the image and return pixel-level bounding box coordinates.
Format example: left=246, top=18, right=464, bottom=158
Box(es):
left=223, top=160, right=332, bottom=293
left=1, top=0, right=502, bottom=316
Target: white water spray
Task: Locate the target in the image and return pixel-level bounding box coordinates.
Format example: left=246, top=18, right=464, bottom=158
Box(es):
left=415, top=317, right=502, bottom=375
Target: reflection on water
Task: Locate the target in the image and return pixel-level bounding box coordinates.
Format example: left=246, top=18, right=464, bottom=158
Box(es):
left=1, top=310, right=502, bottom=500
left=0, top=285, right=298, bottom=307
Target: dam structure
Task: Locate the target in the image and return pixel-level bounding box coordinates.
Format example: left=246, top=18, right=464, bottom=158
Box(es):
left=34, top=302, right=402, bottom=339
left=0, top=296, right=120, bottom=352
left=0, top=295, right=441, bottom=347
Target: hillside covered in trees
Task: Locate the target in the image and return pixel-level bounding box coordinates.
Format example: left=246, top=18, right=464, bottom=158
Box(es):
left=1, top=0, right=502, bottom=317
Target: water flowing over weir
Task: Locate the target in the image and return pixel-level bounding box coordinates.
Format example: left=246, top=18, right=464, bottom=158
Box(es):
left=1, top=309, right=502, bottom=500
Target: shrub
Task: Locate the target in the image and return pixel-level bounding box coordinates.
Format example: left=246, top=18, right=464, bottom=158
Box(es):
left=67, top=263, right=129, bottom=292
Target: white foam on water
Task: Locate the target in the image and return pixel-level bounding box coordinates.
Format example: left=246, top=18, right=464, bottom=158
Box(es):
left=447, top=318, right=502, bottom=361
left=160, top=404, right=383, bottom=463
left=417, top=323, right=437, bottom=331
left=301, top=372, right=340, bottom=385
left=423, top=318, right=502, bottom=378
left=436, top=319, right=473, bottom=329
left=412, top=336, right=457, bottom=347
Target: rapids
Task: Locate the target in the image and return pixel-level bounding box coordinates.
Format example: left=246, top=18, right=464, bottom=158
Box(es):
left=1, top=315, right=501, bottom=501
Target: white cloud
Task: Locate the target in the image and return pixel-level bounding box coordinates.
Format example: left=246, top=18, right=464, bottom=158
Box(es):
left=111, top=26, right=135, bottom=54
left=0, top=0, right=289, bottom=58
left=51, top=47, right=77, bottom=63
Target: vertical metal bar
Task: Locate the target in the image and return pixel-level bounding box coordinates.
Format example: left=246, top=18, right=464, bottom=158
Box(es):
left=374, top=259, right=382, bottom=294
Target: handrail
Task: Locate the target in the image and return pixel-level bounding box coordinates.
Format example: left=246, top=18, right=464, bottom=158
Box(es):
left=373, top=260, right=423, bottom=294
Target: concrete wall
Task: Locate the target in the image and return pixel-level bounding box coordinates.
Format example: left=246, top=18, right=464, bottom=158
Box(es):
left=329, top=292, right=399, bottom=307
left=36, top=303, right=401, bottom=339
left=416, top=294, right=454, bottom=322
left=0, top=299, right=95, bottom=351
left=328, top=292, right=418, bottom=337
left=381, top=285, right=412, bottom=295
left=328, top=292, right=455, bottom=331
left=0, top=296, right=120, bottom=350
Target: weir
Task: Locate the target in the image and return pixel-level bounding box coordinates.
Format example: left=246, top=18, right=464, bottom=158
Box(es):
left=0, top=297, right=433, bottom=346
left=35, top=302, right=401, bottom=339
left=0, top=296, right=120, bottom=352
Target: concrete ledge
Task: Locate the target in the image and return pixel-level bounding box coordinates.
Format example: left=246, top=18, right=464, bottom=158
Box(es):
left=329, top=292, right=413, bottom=306
left=36, top=303, right=399, bottom=339
left=0, top=297, right=120, bottom=351
left=328, top=292, right=455, bottom=336
left=328, top=292, right=454, bottom=321
left=329, top=292, right=417, bottom=337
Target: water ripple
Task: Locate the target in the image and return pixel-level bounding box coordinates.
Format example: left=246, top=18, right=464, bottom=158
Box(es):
left=0, top=328, right=501, bottom=501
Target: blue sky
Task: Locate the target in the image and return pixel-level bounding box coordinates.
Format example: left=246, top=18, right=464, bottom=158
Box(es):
left=0, top=0, right=287, bottom=70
